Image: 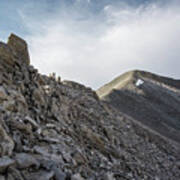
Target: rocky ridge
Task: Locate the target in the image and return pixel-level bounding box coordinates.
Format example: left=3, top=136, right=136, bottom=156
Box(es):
left=97, top=70, right=180, bottom=144
left=0, top=34, right=180, bottom=180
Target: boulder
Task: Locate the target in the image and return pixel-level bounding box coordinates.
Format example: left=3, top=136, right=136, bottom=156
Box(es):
left=15, top=153, right=40, bottom=169
left=5, top=90, right=28, bottom=112
left=0, top=124, right=14, bottom=156
left=0, top=156, right=15, bottom=173
left=7, top=34, right=30, bottom=65
left=25, top=171, right=54, bottom=180
left=71, top=173, right=85, bottom=180
left=7, top=167, right=24, bottom=180
left=32, top=88, right=45, bottom=105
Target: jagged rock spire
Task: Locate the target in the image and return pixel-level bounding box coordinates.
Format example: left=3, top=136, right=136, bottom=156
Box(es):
left=8, top=34, right=30, bottom=65
left=0, top=33, right=30, bottom=66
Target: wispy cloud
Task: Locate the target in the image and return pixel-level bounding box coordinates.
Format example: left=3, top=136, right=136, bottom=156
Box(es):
left=19, top=1, right=180, bottom=89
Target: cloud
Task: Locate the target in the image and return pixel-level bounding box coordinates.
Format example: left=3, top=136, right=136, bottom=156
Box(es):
left=20, top=1, right=180, bottom=89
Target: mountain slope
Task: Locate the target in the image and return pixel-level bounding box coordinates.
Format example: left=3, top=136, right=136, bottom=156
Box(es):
left=97, top=70, right=180, bottom=143
left=0, top=35, right=180, bottom=179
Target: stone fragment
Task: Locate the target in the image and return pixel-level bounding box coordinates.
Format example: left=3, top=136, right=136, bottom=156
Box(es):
left=0, top=76, right=2, bottom=84
left=6, top=174, right=14, bottom=180
left=0, top=124, right=14, bottom=156
left=176, top=161, right=180, bottom=168
left=10, top=120, right=32, bottom=135
left=33, top=146, right=50, bottom=157
left=71, top=173, right=85, bottom=180
left=13, top=132, right=23, bottom=152
left=7, top=167, right=24, bottom=180
left=7, top=90, right=28, bottom=112
left=7, top=34, right=30, bottom=65
left=52, top=167, right=66, bottom=180
left=43, top=85, right=51, bottom=94
left=24, top=116, right=39, bottom=129
left=72, top=150, right=87, bottom=165
left=0, top=86, right=8, bottom=102
left=15, top=153, right=40, bottom=169
left=38, top=75, right=46, bottom=85
left=0, top=42, right=15, bottom=66
left=0, top=156, right=15, bottom=173
left=80, top=125, right=105, bottom=151
left=32, top=88, right=45, bottom=105
left=26, top=171, right=54, bottom=180
left=3, top=98, right=16, bottom=112
left=16, top=94, right=28, bottom=112
left=62, top=152, right=72, bottom=163
left=0, top=176, right=5, bottom=180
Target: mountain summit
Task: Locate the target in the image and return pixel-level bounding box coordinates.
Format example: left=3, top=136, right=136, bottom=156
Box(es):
left=97, top=70, right=180, bottom=143
left=0, top=35, right=180, bottom=179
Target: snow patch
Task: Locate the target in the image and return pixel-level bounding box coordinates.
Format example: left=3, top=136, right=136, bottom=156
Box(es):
left=136, top=79, right=144, bottom=87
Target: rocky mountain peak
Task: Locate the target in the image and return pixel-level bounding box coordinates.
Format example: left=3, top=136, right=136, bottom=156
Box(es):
left=0, top=34, right=180, bottom=180
left=97, top=69, right=180, bottom=144
left=97, top=69, right=180, bottom=98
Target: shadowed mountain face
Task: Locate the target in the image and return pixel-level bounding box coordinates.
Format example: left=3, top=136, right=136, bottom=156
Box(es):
left=97, top=70, right=180, bottom=143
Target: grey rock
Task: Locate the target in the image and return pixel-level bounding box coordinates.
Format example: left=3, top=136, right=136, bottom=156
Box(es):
left=3, top=99, right=16, bottom=112
left=24, top=116, right=39, bottom=129
left=71, top=173, right=85, bottom=180
left=15, top=153, right=40, bottom=169
left=52, top=167, right=66, bottom=180
left=26, top=171, right=54, bottom=180
left=7, top=167, right=24, bottom=180
left=0, top=176, right=5, bottom=180
left=0, top=42, right=15, bottom=66
left=103, top=173, right=115, bottom=180
left=33, top=146, right=50, bottom=157
left=0, top=156, right=15, bottom=173
left=0, top=86, right=8, bottom=102
left=32, top=88, right=45, bottom=105
left=0, top=124, right=14, bottom=156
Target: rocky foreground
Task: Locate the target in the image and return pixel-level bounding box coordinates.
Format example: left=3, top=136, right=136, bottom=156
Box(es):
left=0, top=34, right=180, bottom=180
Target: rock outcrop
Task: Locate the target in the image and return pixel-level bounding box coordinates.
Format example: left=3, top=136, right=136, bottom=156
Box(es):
left=0, top=34, right=180, bottom=180
left=7, top=34, right=30, bottom=65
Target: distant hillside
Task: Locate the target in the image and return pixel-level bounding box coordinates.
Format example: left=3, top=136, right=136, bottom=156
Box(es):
left=97, top=70, right=180, bottom=143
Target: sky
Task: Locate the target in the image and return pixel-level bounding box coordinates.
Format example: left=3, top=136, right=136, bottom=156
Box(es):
left=1, top=0, right=180, bottom=89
